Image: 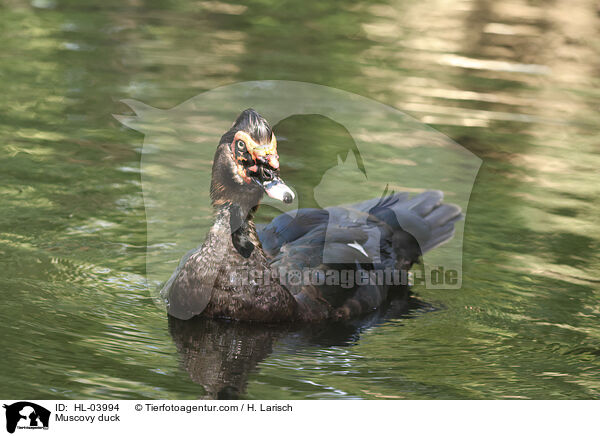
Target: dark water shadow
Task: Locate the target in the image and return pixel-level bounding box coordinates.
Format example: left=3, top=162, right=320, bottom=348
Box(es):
left=168, top=289, right=436, bottom=399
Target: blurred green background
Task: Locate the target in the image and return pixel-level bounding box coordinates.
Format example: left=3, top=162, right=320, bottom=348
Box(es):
left=1, top=0, right=599, bottom=399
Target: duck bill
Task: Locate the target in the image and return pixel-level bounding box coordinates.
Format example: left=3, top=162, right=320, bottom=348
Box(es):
left=263, top=177, right=295, bottom=204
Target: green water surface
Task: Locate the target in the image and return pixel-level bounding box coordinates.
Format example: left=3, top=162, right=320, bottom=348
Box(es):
left=1, top=0, right=599, bottom=399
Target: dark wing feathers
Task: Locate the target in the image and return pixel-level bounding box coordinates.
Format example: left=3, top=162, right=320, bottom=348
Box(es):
left=257, top=190, right=462, bottom=318
left=258, top=190, right=462, bottom=267
left=259, top=208, right=329, bottom=256
left=420, top=203, right=462, bottom=252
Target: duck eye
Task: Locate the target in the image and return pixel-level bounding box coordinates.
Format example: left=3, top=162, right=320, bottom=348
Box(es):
left=236, top=140, right=246, bottom=151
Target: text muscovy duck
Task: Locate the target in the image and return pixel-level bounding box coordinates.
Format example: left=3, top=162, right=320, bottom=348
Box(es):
left=162, top=109, right=462, bottom=322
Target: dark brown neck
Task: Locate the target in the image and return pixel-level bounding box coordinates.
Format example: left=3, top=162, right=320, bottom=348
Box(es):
left=214, top=202, right=260, bottom=259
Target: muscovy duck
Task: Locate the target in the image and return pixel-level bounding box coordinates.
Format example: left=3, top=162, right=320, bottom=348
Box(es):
left=162, top=109, right=461, bottom=322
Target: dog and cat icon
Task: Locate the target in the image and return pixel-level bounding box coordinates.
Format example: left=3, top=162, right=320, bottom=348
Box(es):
left=3, top=402, right=50, bottom=434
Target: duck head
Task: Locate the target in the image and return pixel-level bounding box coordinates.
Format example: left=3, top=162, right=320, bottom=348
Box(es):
left=210, top=109, right=295, bottom=211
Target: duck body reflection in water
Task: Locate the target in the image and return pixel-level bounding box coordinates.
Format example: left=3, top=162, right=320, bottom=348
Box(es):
left=168, top=294, right=434, bottom=399
left=162, top=108, right=461, bottom=322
